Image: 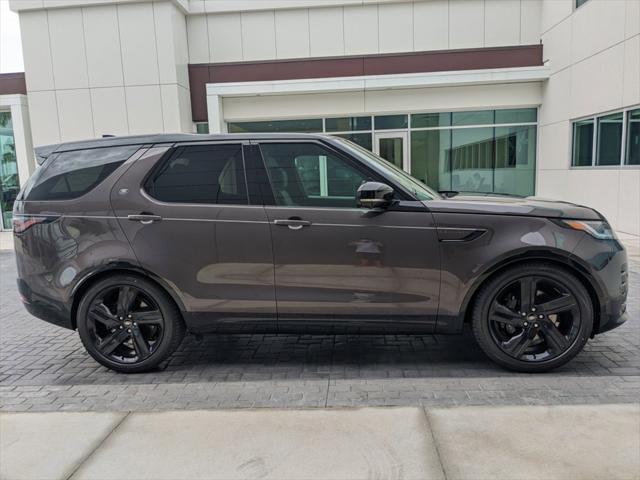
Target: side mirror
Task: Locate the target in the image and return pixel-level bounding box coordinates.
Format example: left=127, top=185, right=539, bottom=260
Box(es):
left=357, top=181, right=394, bottom=209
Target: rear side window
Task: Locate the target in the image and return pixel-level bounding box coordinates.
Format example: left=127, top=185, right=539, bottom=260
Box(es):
left=145, top=144, right=247, bottom=205
left=25, top=145, right=139, bottom=201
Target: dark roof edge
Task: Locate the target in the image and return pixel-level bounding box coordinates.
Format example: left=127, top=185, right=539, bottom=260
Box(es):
left=34, top=132, right=332, bottom=157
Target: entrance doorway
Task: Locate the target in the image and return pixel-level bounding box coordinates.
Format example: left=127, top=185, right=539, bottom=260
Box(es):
left=374, top=131, right=408, bottom=172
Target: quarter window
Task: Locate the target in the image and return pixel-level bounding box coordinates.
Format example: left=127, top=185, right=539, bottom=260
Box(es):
left=145, top=144, right=247, bottom=205
left=25, top=145, right=139, bottom=201
left=260, top=143, right=367, bottom=208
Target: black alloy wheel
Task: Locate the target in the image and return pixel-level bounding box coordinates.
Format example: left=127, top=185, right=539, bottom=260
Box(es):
left=77, top=275, right=185, bottom=373
left=472, top=263, right=593, bottom=372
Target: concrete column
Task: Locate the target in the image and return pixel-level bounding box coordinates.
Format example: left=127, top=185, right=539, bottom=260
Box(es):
left=206, top=94, right=226, bottom=133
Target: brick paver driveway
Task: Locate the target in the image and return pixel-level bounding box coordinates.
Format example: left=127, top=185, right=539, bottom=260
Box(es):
left=1, top=250, right=638, bottom=412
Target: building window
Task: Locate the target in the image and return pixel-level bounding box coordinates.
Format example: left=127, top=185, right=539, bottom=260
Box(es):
left=575, top=0, right=590, bottom=8
left=572, top=119, right=594, bottom=167
left=572, top=107, right=640, bottom=167
left=626, top=109, right=640, bottom=165
left=596, top=112, right=623, bottom=165
left=195, top=122, right=209, bottom=134
left=228, top=107, right=537, bottom=197
left=410, top=108, right=537, bottom=197
left=374, top=115, right=408, bottom=130
left=0, top=112, right=20, bottom=230
left=228, top=118, right=322, bottom=133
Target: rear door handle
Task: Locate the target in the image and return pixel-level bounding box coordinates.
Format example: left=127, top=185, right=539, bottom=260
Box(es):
left=274, top=219, right=312, bottom=230
left=127, top=214, right=162, bottom=224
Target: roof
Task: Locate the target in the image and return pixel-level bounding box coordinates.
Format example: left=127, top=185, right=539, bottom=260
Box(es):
left=34, top=132, right=334, bottom=162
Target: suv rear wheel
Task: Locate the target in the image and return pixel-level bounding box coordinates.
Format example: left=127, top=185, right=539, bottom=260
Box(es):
left=77, top=274, right=185, bottom=373
left=472, top=263, right=593, bottom=373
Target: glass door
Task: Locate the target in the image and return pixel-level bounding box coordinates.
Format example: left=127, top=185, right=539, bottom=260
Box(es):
left=0, top=112, right=20, bottom=231
left=374, top=131, right=408, bottom=172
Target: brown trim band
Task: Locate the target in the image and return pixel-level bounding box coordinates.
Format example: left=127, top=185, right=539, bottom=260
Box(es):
left=188, top=44, right=543, bottom=122
left=0, top=72, right=27, bottom=96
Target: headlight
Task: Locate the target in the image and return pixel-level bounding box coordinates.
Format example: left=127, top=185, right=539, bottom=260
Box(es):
left=561, top=220, right=616, bottom=240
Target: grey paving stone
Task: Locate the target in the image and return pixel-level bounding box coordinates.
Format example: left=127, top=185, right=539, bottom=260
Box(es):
left=0, top=250, right=638, bottom=411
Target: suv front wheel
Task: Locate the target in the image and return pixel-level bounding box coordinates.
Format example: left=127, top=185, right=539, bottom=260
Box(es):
left=77, top=274, right=185, bottom=373
left=472, top=263, right=593, bottom=373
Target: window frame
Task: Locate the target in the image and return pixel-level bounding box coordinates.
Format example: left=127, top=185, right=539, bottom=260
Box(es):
left=142, top=141, right=250, bottom=206
left=570, top=106, right=640, bottom=169
left=254, top=139, right=415, bottom=208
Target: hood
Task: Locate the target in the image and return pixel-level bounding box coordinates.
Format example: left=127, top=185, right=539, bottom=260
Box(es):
left=425, top=194, right=602, bottom=220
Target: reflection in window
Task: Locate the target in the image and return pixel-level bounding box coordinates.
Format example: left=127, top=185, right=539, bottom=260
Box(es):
left=572, top=119, right=594, bottom=166
left=596, top=112, right=623, bottom=165
left=0, top=112, right=19, bottom=230
left=374, top=114, right=408, bottom=130
left=325, top=116, right=371, bottom=132
left=410, top=129, right=451, bottom=191
left=452, top=110, right=494, bottom=126
left=494, top=126, right=536, bottom=196
left=228, top=118, right=322, bottom=133
left=626, top=109, right=640, bottom=165
left=450, top=127, right=495, bottom=194
left=332, top=132, right=372, bottom=150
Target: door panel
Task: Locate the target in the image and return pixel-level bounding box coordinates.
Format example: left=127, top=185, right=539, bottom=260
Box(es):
left=266, top=206, right=440, bottom=331
left=258, top=141, right=440, bottom=332
left=110, top=145, right=276, bottom=332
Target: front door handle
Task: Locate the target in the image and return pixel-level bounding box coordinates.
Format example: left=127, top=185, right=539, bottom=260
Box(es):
left=127, top=214, right=162, bottom=224
left=274, top=218, right=312, bottom=230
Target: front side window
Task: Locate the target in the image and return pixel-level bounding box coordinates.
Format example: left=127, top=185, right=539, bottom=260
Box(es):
left=260, top=143, right=367, bottom=208
left=25, top=145, right=139, bottom=201
left=145, top=144, right=247, bottom=205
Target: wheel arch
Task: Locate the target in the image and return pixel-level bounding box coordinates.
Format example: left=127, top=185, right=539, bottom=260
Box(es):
left=70, top=265, right=187, bottom=329
left=460, top=250, right=603, bottom=335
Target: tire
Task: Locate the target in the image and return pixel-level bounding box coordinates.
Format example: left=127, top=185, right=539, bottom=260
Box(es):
left=77, top=274, right=185, bottom=373
left=472, top=262, right=593, bottom=373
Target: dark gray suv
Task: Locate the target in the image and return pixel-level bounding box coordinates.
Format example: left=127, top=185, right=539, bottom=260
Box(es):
left=13, top=134, right=628, bottom=373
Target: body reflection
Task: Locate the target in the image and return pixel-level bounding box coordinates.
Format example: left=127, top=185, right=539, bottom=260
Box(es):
left=350, top=238, right=383, bottom=267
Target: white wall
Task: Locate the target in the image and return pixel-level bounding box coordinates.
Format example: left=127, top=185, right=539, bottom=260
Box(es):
left=186, top=0, right=542, bottom=64
left=221, top=82, right=543, bottom=121
left=537, top=0, right=640, bottom=235
left=19, top=1, right=193, bottom=147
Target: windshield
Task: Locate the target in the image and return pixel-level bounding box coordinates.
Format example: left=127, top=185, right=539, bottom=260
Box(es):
left=334, top=138, right=441, bottom=201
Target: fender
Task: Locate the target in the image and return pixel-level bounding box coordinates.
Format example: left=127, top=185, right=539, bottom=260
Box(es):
left=69, top=262, right=188, bottom=328
left=437, top=247, right=604, bottom=334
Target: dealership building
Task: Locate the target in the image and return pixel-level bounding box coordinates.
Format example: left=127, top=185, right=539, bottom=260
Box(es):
left=1, top=0, right=638, bottom=234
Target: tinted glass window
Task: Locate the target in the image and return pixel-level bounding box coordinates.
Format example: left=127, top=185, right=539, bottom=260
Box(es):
left=146, top=144, right=247, bottom=205
left=325, top=116, right=372, bottom=132
left=572, top=119, right=594, bottom=166
left=374, top=115, right=408, bottom=130
left=596, top=112, right=623, bottom=165
left=626, top=109, right=640, bottom=165
left=260, top=143, right=367, bottom=208
left=228, top=119, right=322, bottom=133
left=25, top=145, right=139, bottom=201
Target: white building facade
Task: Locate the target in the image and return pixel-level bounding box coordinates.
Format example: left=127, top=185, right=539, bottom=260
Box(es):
left=2, top=0, right=639, bottom=234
